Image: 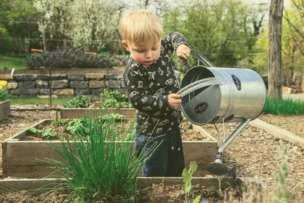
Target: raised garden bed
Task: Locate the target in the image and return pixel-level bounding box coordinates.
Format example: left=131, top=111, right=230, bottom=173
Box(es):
left=0, top=100, right=10, bottom=121
left=2, top=118, right=217, bottom=178
left=59, top=107, right=135, bottom=119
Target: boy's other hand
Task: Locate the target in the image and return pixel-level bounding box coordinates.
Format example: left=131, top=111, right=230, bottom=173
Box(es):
left=168, top=93, right=181, bottom=110
left=176, top=44, right=191, bottom=59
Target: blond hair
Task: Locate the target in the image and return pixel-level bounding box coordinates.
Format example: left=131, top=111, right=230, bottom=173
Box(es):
left=119, top=10, right=163, bottom=44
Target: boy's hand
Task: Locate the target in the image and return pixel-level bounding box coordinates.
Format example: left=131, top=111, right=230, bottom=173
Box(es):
left=176, top=44, right=191, bottom=59
left=168, top=93, right=181, bottom=110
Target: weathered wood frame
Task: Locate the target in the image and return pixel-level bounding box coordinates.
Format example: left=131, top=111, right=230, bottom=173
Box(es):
left=2, top=119, right=217, bottom=178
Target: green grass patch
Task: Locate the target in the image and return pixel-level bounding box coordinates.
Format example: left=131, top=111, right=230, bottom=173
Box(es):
left=0, top=55, right=26, bottom=70
left=263, top=97, right=304, bottom=115
left=11, top=96, right=74, bottom=105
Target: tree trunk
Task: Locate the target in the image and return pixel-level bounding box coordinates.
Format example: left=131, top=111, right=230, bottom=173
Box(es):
left=268, top=0, right=284, bottom=98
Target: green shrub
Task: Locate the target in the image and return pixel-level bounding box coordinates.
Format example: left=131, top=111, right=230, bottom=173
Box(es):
left=63, top=96, right=90, bottom=108
left=26, top=49, right=114, bottom=69
left=100, top=89, right=129, bottom=108
left=53, top=116, right=147, bottom=202
left=0, top=89, right=9, bottom=101
left=263, top=97, right=304, bottom=115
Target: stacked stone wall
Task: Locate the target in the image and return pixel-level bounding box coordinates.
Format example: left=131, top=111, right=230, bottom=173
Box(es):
left=2, top=69, right=124, bottom=97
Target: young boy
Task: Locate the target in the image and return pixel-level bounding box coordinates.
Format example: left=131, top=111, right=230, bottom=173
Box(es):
left=119, top=10, right=191, bottom=177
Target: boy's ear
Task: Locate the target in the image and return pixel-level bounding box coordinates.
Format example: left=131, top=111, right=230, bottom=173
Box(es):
left=121, top=40, right=130, bottom=51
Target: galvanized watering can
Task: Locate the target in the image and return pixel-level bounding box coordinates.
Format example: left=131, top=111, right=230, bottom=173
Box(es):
left=178, top=52, right=266, bottom=175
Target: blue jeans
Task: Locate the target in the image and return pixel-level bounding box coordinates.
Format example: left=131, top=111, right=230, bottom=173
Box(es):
left=134, top=129, right=185, bottom=177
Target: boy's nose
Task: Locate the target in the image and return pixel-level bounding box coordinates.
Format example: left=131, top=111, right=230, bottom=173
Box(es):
left=145, top=50, right=152, bottom=58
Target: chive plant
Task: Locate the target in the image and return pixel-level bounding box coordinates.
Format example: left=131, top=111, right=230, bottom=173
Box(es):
left=53, top=116, right=148, bottom=202
left=263, top=97, right=304, bottom=115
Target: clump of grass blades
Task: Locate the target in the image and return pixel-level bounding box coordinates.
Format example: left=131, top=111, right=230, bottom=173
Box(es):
left=0, top=89, right=9, bottom=101
left=53, top=116, right=145, bottom=202
left=263, top=97, right=304, bottom=115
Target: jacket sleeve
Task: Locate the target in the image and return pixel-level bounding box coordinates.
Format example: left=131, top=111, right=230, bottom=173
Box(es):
left=123, top=65, right=173, bottom=118
left=162, top=32, right=188, bottom=55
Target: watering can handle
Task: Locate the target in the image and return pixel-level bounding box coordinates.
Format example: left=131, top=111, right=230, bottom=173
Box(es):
left=177, top=77, right=220, bottom=97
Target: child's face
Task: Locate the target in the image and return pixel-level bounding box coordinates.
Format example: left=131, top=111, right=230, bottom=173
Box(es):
left=123, top=40, right=161, bottom=65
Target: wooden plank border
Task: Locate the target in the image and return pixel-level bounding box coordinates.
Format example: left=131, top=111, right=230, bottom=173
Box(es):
left=250, top=119, right=304, bottom=147
left=2, top=120, right=218, bottom=178
left=0, top=177, right=264, bottom=193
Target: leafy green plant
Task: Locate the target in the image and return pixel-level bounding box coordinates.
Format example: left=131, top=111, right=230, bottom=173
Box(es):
left=66, top=118, right=91, bottom=136
left=52, top=116, right=147, bottom=202
left=0, top=89, right=9, bottom=101
left=100, top=89, right=129, bottom=108
left=28, top=127, right=57, bottom=140
left=63, top=96, right=90, bottom=108
left=182, top=161, right=200, bottom=203
left=263, top=97, right=304, bottom=115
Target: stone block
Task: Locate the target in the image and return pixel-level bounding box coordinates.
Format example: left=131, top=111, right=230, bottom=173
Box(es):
left=70, top=81, right=88, bottom=89
left=53, top=88, right=74, bottom=96
left=89, top=80, right=104, bottom=88
left=90, top=88, right=103, bottom=96
left=7, top=82, right=18, bottom=89
left=51, top=80, right=68, bottom=89
left=50, top=74, right=67, bottom=80
left=14, top=74, right=37, bottom=81
left=68, top=75, right=85, bottom=81
left=85, top=73, right=104, bottom=80
left=75, top=88, right=90, bottom=95
left=18, top=81, right=36, bottom=89
left=105, top=79, right=123, bottom=89
left=10, top=88, right=38, bottom=96
left=38, top=88, right=50, bottom=95
left=36, top=80, right=49, bottom=88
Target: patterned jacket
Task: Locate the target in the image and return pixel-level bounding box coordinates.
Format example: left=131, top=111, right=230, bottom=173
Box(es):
left=123, top=32, right=188, bottom=136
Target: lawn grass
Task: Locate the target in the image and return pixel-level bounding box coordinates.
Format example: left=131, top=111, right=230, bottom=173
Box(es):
left=263, top=97, right=304, bottom=115
left=11, top=96, right=74, bottom=105
left=0, top=55, right=26, bottom=70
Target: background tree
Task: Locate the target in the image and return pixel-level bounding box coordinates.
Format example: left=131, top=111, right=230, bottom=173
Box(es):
left=68, top=0, right=126, bottom=53
left=163, top=0, right=265, bottom=68
left=0, top=0, right=39, bottom=54
left=33, top=0, right=73, bottom=51
left=268, top=0, right=284, bottom=98
left=283, top=0, right=304, bottom=88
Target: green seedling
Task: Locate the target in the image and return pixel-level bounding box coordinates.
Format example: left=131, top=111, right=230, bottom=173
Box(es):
left=182, top=161, right=200, bottom=203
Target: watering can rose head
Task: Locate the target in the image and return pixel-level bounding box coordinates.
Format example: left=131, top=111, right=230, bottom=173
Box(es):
left=0, top=80, right=7, bottom=90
